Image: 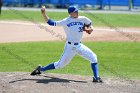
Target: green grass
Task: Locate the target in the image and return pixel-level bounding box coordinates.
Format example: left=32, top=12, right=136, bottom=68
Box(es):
left=1, top=10, right=140, bottom=27
left=0, top=41, right=140, bottom=79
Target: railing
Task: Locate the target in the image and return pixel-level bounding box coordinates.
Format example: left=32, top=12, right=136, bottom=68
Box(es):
left=2, top=0, right=140, bottom=10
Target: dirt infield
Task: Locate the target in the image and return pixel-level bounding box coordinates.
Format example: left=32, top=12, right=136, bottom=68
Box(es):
left=0, top=21, right=140, bottom=93
left=0, top=21, right=140, bottom=43
left=0, top=72, right=140, bottom=93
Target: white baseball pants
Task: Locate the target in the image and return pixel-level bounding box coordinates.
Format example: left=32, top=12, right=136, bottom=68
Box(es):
left=54, top=42, right=98, bottom=69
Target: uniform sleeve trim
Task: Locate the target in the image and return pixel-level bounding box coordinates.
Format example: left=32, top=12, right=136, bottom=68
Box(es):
left=47, top=19, right=56, bottom=26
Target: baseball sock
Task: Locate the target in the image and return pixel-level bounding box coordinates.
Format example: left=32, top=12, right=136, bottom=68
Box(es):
left=40, top=63, right=55, bottom=71
left=91, top=63, right=99, bottom=79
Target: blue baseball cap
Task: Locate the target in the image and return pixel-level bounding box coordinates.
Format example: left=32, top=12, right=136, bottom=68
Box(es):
left=68, top=6, right=78, bottom=14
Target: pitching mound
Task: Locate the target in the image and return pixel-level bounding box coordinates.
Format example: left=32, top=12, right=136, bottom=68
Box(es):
left=0, top=72, right=140, bottom=93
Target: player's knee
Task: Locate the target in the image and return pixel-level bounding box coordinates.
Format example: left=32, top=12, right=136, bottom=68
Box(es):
left=90, top=54, right=98, bottom=63
left=54, top=62, right=65, bottom=69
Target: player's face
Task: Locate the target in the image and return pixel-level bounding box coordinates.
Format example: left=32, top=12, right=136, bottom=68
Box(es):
left=70, top=11, right=78, bottom=18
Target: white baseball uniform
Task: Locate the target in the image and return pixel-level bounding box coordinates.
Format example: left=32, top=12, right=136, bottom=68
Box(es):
left=30, top=12, right=101, bottom=82
left=52, top=16, right=97, bottom=69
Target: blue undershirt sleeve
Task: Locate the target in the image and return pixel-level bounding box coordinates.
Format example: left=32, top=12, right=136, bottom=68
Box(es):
left=47, top=19, right=56, bottom=26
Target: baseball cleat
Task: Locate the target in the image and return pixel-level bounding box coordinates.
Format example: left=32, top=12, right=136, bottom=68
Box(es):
left=93, top=76, right=103, bottom=83
left=30, top=65, right=42, bottom=76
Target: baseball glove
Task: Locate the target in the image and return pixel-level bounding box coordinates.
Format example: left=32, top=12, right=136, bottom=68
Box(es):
left=82, top=24, right=93, bottom=34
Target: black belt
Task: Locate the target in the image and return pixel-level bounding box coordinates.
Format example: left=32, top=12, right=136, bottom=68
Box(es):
left=68, top=41, right=80, bottom=45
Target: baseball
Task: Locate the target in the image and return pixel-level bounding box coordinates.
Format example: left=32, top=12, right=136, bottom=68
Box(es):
left=41, top=6, right=46, bottom=13
left=42, top=5, right=45, bottom=8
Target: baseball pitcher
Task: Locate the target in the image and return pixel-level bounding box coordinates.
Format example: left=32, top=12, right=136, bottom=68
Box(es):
left=31, top=6, right=103, bottom=83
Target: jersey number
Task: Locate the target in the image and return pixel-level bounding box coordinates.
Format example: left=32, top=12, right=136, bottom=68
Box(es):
left=78, top=27, right=83, bottom=32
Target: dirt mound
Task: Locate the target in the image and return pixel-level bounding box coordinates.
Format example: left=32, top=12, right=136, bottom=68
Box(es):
left=0, top=72, right=140, bottom=93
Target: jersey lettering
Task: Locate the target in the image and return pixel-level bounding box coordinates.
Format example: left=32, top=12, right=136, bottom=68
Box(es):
left=67, top=22, right=83, bottom=27
left=78, top=27, right=83, bottom=32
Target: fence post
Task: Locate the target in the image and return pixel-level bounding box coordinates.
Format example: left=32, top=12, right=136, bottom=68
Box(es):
left=0, top=0, right=2, bottom=15
left=128, top=0, right=132, bottom=10
left=108, top=0, right=111, bottom=10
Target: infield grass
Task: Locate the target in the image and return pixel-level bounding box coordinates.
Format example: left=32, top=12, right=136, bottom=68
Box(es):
left=0, top=42, right=140, bottom=79
left=1, top=10, right=140, bottom=27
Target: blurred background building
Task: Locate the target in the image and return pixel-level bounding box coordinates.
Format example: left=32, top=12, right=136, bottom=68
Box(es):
left=1, top=0, right=140, bottom=10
